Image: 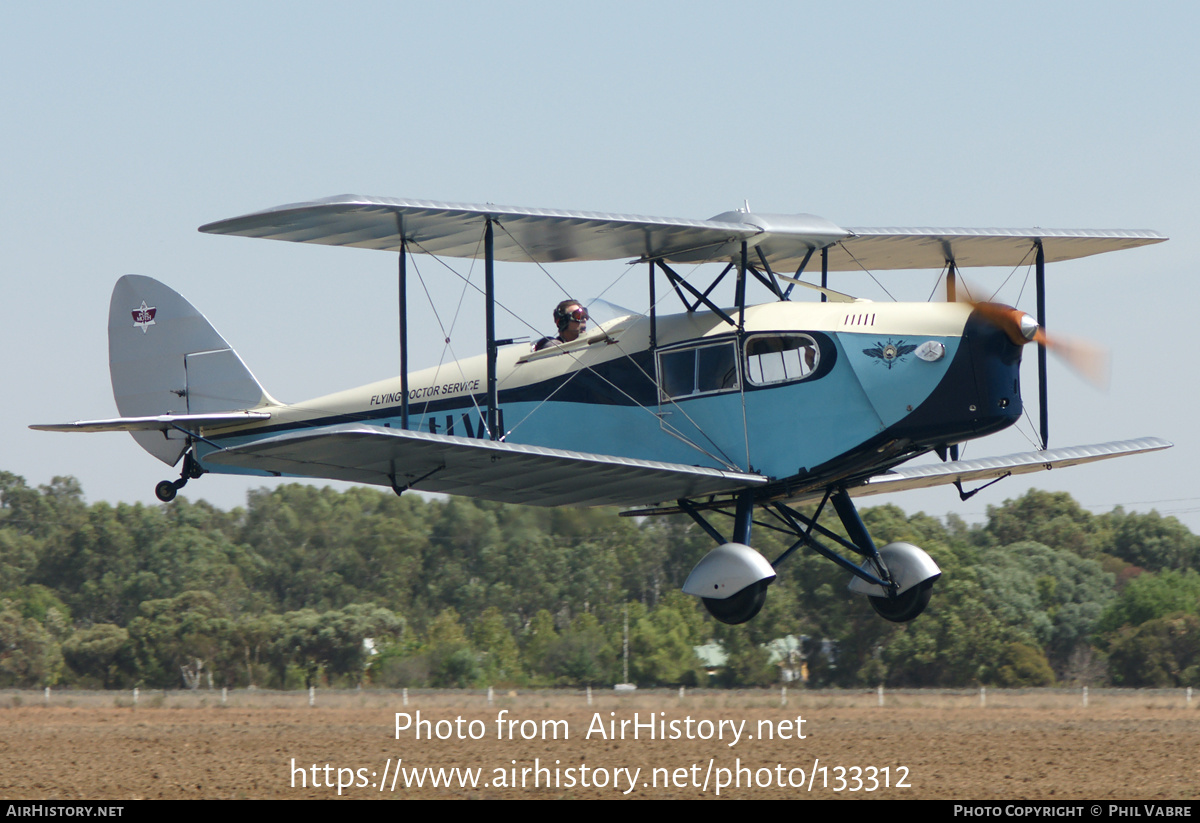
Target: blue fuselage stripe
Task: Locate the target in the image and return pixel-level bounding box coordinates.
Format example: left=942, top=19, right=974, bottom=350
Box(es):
left=197, top=329, right=982, bottom=483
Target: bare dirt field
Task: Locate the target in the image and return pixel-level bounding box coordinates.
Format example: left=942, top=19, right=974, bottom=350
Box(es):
left=0, top=688, right=1196, bottom=800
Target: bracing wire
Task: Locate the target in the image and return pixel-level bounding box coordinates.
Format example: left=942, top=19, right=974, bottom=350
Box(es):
left=926, top=264, right=949, bottom=303
left=396, top=227, right=741, bottom=466
left=839, top=244, right=897, bottom=302
left=406, top=250, right=488, bottom=428
left=989, top=245, right=1036, bottom=303
left=346, top=221, right=781, bottom=472
left=491, top=236, right=749, bottom=470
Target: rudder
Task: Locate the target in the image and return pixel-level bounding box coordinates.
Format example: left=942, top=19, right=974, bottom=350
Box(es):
left=109, top=275, right=273, bottom=465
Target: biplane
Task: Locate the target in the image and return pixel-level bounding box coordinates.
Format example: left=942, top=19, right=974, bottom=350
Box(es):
left=34, top=195, right=1171, bottom=624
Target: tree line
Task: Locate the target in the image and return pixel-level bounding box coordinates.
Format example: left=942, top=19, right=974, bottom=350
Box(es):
left=1, top=470, right=1197, bottom=690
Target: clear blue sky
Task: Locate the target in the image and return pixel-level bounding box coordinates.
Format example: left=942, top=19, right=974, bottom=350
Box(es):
left=4, top=1, right=1196, bottom=528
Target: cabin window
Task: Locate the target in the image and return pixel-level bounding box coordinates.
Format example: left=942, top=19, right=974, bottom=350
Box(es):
left=744, top=334, right=820, bottom=386
left=657, top=341, right=739, bottom=400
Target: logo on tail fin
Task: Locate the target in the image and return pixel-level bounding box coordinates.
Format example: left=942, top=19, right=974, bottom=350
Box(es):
left=132, top=301, right=156, bottom=333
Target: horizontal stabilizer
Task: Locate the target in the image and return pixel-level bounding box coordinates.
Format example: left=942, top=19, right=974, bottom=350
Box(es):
left=30, top=411, right=270, bottom=433
left=201, top=423, right=766, bottom=507
left=853, top=437, right=1172, bottom=497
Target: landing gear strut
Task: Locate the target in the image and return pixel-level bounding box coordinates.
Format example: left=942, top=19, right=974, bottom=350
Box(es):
left=681, top=492, right=777, bottom=625
left=155, top=452, right=205, bottom=503
left=676, top=486, right=941, bottom=624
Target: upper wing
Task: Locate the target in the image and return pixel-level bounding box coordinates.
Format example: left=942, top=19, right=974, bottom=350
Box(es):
left=199, top=194, right=1165, bottom=271
left=201, top=423, right=766, bottom=507
left=199, top=194, right=845, bottom=265
left=829, top=227, right=1167, bottom=272
left=850, top=437, right=1172, bottom=498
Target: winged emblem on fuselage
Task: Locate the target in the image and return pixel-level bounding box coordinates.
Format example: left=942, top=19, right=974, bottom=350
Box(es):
left=862, top=338, right=918, bottom=369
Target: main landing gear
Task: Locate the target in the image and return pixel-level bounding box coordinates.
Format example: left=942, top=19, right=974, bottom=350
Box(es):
left=680, top=488, right=941, bottom=625
left=867, top=582, right=933, bottom=622
left=155, top=452, right=205, bottom=503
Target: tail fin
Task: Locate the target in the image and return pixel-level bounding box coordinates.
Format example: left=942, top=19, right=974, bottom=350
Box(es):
left=109, top=275, right=274, bottom=465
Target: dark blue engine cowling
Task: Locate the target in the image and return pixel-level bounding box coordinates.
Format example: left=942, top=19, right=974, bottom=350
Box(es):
left=889, top=306, right=1025, bottom=447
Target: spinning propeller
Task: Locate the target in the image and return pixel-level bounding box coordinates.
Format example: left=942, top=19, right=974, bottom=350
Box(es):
left=965, top=300, right=1110, bottom=391
left=956, top=287, right=1110, bottom=451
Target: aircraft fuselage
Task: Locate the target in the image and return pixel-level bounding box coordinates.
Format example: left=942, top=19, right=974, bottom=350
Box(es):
left=193, top=299, right=1024, bottom=494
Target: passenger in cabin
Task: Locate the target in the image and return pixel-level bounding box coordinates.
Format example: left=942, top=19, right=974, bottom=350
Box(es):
left=534, top=299, right=588, bottom=351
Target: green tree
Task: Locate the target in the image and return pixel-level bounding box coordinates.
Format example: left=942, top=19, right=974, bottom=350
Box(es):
left=716, top=631, right=778, bottom=687
left=982, top=490, right=1097, bottom=554
left=629, top=599, right=704, bottom=686
left=62, top=624, right=136, bottom=688
left=278, top=603, right=404, bottom=688
left=1095, top=569, right=1200, bottom=636
left=543, top=612, right=614, bottom=686
left=127, top=591, right=235, bottom=688
left=992, top=642, right=1056, bottom=687
left=1096, top=508, right=1200, bottom=573
left=521, top=609, right=559, bottom=685
left=1107, top=614, right=1200, bottom=687
left=0, top=530, right=38, bottom=593
left=881, top=578, right=1013, bottom=687
left=424, top=608, right=480, bottom=688
left=974, top=540, right=1113, bottom=672
left=1, top=584, right=71, bottom=628
left=0, top=599, right=63, bottom=687
left=471, top=607, right=524, bottom=686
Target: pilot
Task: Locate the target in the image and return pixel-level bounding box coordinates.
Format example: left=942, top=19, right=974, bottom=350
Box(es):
left=534, top=299, right=588, bottom=351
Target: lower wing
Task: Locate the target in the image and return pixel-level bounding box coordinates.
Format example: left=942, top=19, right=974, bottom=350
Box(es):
left=852, top=437, right=1171, bottom=497
left=201, top=423, right=767, bottom=508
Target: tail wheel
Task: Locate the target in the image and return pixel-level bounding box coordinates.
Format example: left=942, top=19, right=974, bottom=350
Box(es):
left=869, top=581, right=934, bottom=623
left=702, top=580, right=770, bottom=625
left=155, top=480, right=178, bottom=503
